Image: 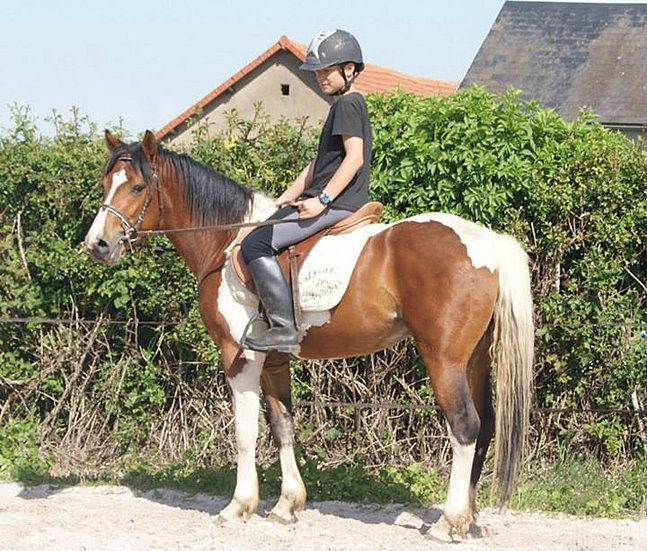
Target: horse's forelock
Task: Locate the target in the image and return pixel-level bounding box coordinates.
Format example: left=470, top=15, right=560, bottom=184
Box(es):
left=103, top=142, right=140, bottom=177
left=103, top=141, right=158, bottom=186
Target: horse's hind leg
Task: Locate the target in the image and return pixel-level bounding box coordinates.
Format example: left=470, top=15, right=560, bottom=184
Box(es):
left=415, top=340, right=481, bottom=542
left=467, top=329, right=495, bottom=519
left=260, top=352, right=306, bottom=523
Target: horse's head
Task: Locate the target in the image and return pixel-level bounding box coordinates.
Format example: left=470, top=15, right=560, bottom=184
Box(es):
left=85, top=130, right=162, bottom=265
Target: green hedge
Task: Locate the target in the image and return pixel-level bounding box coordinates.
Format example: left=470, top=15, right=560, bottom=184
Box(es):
left=1, top=87, right=646, bottom=472
left=367, top=88, right=647, bottom=455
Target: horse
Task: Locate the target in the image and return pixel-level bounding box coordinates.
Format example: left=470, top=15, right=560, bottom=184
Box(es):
left=84, top=130, right=534, bottom=541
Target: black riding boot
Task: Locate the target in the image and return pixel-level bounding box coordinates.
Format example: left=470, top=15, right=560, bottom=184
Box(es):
left=243, top=255, right=299, bottom=353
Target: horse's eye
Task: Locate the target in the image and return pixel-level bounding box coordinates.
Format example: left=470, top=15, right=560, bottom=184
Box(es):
left=132, top=184, right=146, bottom=194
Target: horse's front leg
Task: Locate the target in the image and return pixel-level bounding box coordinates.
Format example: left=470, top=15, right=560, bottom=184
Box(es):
left=218, top=347, right=264, bottom=523
left=261, top=352, right=307, bottom=523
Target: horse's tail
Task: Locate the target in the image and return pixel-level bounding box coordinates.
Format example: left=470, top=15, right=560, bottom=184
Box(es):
left=491, top=233, right=534, bottom=508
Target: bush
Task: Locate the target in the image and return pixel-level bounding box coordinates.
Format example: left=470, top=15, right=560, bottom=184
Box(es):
left=1, top=87, right=646, bottom=477
left=367, top=87, right=647, bottom=457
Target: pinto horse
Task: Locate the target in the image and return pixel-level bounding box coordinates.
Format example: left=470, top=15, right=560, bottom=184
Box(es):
left=85, top=130, right=534, bottom=541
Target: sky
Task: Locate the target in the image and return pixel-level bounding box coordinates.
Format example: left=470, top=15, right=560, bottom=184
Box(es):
left=1, top=0, right=644, bottom=137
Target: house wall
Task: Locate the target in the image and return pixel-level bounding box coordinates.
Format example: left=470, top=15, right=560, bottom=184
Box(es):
left=166, top=51, right=331, bottom=148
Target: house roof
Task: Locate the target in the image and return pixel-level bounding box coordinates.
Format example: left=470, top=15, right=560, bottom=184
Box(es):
left=157, top=35, right=456, bottom=140
left=459, top=1, right=647, bottom=126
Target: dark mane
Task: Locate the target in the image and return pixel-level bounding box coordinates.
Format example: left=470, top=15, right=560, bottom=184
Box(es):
left=103, top=142, right=254, bottom=226
left=160, top=148, right=254, bottom=226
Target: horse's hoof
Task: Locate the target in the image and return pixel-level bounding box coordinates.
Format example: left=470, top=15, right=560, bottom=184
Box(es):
left=267, top=510, right=298, bottom=524
left=465, top=522, right=486, bottom=539
left=215, top=514, right=230, bottom=526
left=217, top=497, right=257, bottom=525
left=425, top=515, right=453, bottom=543
left=425, top=530, right=453, bottom=544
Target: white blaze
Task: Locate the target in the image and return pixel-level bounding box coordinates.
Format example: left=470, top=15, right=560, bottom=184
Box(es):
left=85, top=169, right=128, bottom=245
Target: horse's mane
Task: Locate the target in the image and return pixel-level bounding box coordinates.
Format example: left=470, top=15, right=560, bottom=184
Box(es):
left=103, top=142, right=254, bottom=226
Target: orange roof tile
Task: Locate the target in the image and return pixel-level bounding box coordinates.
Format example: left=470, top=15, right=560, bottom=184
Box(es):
left=156, top=36, right=457, bottom=140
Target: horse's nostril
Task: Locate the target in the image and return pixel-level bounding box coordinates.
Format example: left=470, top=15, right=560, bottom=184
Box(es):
left=96, top=239, right=109, bottom=251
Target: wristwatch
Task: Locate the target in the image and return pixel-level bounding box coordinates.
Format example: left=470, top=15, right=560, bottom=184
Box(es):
left=318, top=192, right=332, bottom=206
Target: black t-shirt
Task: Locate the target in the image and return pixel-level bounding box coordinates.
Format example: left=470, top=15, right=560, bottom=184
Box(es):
left=302, top=92, right=372, bottom=212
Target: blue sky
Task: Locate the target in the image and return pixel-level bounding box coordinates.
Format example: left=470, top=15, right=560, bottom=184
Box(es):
left=1, top=0, right=643, bottom=136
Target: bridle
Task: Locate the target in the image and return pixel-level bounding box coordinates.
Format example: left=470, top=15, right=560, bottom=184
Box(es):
left=100, top=154, right=163, bottom=250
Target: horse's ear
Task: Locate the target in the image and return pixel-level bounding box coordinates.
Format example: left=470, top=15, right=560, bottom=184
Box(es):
left=105, top=129, right=123, bottom=152
left=141, top=130, right=158, bottom=164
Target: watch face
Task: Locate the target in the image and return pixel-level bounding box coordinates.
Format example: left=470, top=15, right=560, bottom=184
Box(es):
left=319, top=192, right=331, bottom=205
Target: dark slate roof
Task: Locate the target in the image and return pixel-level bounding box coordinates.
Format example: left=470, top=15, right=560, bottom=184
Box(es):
left=460, top=1, right=647, bottom=126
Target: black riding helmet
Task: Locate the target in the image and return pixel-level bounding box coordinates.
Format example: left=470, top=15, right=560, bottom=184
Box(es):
left=300, top=29, right=365, bottom=74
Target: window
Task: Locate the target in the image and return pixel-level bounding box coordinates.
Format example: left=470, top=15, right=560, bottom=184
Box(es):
left=281, top=84, right=290, bottom=96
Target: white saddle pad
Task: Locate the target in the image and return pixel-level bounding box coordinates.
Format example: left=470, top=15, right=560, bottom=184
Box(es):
left=297, top=223, right=388, bottom=311
left=224, top=223, right=388, bottom=313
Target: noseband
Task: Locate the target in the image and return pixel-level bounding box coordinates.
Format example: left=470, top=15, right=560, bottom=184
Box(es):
left=100, top=154, right=163, bottom=250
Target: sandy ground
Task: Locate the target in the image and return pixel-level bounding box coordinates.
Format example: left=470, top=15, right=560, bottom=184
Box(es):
left=1, top=483, right=645, bottom=551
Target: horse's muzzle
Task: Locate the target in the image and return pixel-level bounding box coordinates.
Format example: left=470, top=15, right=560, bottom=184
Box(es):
left=84, top=235, right=123, bottom=265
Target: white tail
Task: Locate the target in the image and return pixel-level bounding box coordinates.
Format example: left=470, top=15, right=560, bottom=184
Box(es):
left=491, top=233, right=534, bottom=507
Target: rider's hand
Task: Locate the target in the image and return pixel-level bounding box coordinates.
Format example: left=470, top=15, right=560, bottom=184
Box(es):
left=294, top=197, right=326, bottom=219
left=275, top=200, right=297, bottom=210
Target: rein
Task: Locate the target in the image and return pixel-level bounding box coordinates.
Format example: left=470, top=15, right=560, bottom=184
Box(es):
left=135, top=217, right=294, bottom=239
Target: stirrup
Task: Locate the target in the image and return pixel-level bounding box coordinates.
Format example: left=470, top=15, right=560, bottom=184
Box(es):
left=240, top=311, right=268, bottom=349
left=243, top=328, right=299, bottom=355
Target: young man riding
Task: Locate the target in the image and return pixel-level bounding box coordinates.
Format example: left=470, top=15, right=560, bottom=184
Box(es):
left=240, top=29, right=373, bottom=354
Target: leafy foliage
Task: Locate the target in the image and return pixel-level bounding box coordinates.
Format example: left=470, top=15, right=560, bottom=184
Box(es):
left=367, top=87, right=647, bottom=456
left=1, top=86, right=646, bottom=484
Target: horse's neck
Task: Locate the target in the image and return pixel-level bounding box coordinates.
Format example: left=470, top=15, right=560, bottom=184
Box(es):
left=163, top=190, right=275, bottom=280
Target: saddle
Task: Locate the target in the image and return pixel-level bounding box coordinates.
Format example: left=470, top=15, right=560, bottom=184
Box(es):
left=231, top=201, right=384, bottom=288
left=231, top=202, right=383, bottom=328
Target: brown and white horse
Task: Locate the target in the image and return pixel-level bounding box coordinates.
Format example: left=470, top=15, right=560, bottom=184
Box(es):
left=85, top=130, right=534, bottom=541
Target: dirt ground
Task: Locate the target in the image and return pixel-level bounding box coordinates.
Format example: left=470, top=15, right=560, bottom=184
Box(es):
left=1, top=482, right=645, bottom=551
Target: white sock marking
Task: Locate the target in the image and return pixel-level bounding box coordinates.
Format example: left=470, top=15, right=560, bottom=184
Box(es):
left=228, top=358, right=263, bottom=508
left=445, top=423, right=476, bottom=521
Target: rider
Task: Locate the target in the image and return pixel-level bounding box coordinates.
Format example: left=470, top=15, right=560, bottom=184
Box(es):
left=240, top=29, right=373, bottom=354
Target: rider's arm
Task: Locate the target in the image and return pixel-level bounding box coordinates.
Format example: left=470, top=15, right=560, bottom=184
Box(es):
left=276, top=160, right=315, bottom=205
left=294, top=135, right=364, bottom=219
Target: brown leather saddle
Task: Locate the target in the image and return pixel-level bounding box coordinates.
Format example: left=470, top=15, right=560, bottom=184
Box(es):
left=231, top=201, right=383, bottom=290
